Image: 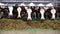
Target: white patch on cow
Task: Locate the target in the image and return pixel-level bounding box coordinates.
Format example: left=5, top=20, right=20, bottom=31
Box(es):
left=44, top=7, right=49, bottom=10
left=8, top=6, right=13, bottom=16
left=51, top=8, right=56, bottom=19
left=44, top=3, right=53, bottom=10
left=38, top=3, right=45, bottom=7
left=46, top=3, right=53, bottom=7
left=19, top=3, right=26, bottom=6
left=24, top=7, right=28, bottom=10
left=28, top=3, right=35, bottom=6
left=27, top=8, right=32, bottom=20
left=17, top=7, right=22, bottom=18
left=40, top=8, right=45, bottom=19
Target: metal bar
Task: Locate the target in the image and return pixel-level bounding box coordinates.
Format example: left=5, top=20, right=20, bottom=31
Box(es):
left=1, top=1, right=51, bottom=2
left=1, top=1, right=60, bottom=3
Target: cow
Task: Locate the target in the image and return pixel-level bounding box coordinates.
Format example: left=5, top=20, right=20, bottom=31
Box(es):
left=40, top=7, right=45, bottom=19
left=31, top=6, right=36, bottom=19
left=17, top=3, right=28, bottom=19
left=35, top=6, right=41, bottom=18
left=2, top=6, right=9, bottom=18
left=8, top=6, right=13, bottom=18
left=17, top=6, right=28, bottom=19
left=20, top=6, right=27, bottom=18
left=50, top=7, right=56, bottom=19
left=55, top=7, right=60, bottom=18
left=17, top=7, right=21, bottom=18
left=37, top=3, right=45, bottom=20
left=44, top=3, right=56, bottom=19
left=27, top=3, right=36, bottom=20
left=26, top=7, right=32, bottom=20
left=0, top=7, right=4, bottom=18
left=8, top=5, right=18, bottom=18
left=44, top=7, right=52, bottom=19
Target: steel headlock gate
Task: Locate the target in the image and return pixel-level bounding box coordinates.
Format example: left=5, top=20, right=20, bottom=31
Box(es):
left=0, top=0, right=60, bottom=21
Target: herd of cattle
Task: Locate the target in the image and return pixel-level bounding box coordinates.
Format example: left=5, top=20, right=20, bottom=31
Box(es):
left=0, top=3, right=60, bottom=20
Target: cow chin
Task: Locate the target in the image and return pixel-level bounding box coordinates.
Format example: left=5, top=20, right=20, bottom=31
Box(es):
left=8, top=15, right=13, bottom=18
left=41, top=18, right=45, bottom=20
left=27, top=18, right=32, bottom=20
left=17, top=16, right=21, bottom=18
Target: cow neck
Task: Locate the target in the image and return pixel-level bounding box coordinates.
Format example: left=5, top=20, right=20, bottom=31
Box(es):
left=20, top=6, right=27, bottom=13
left=30, top=7, right=36, bottom=12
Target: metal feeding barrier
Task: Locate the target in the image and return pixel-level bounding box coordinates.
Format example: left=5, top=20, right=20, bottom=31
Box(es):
left=0, top=0, right=60, bottom=7
left=0, top=0, right=57, bottom=6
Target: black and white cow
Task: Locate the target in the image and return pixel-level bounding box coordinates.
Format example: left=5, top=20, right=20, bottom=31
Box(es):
left=37, top=3, right=45, bottom=20
left=44, top=7, right=52, bottom=19
left=2, top=6, right=9, bottom=18
left=51, top=7, right=56, bottom=19
left=17, top=7, right=21, bottom=18
left=56, top=7, right=60, bottom=18
left=8, top=6, right=13, bottom=18
left=8, top=4, right=19, bottom=18
left=27, top=3, right=36, bottom=20
left=17, top=3, right=28, bottom=18
left=40, top=7, right=45, bottom=19
left=0, top=7, right=4, bottom=18
left=44, top=3, right=56, bottom=19
left=34, top=6, right=41, bottom=18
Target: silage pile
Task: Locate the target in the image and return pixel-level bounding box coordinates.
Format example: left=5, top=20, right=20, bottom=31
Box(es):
left=0, top=19, right=60, bottom=30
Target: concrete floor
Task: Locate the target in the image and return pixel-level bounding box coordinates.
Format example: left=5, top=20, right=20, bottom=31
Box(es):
left=0, top=31, right=60, bottom=34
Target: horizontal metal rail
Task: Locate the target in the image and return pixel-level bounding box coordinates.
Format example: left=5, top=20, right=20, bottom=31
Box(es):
left=1, top=1, right=60, bottom=4
left=0, top=1, right=50, bottom=2
left=0, top=1, right=60, bottom=7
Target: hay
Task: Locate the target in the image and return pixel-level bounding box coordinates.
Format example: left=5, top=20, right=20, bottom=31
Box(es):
left=0, top=19, right=60, bottom=30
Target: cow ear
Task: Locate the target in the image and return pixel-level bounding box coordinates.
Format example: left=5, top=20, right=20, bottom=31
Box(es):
left=44, top=7, right=49, bottom=10
left=25, top=7, right=28, bottom=10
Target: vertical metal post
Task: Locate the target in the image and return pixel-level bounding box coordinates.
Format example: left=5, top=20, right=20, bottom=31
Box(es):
left=16, top=0, right=17, bottom=4
left=53, top=0, right=55, bottom=7
left=30, top=0, right=32, bottom=3
left=22, top=0, right=24, bottom=3
left=7, top=2, right=8, bottom=6
left=55, top=0, right=57, bottom=7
